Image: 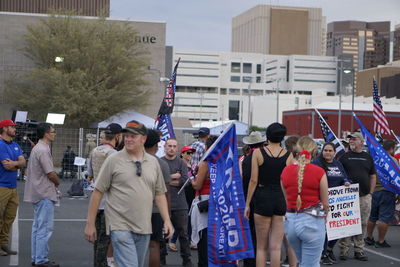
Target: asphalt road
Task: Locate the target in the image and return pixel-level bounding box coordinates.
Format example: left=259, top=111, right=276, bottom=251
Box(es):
left=1, top=180, right=399, bottom=267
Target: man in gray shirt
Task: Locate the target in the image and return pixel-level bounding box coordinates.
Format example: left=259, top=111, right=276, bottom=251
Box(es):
left=162, top=138, right=192, bottom=267
left=24, top=123, right=60, bottom=267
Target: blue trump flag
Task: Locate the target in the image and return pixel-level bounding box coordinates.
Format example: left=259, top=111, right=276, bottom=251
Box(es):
left=156, top=114, right=175, bottom=141
left=155, top=58, right=180, bottom=140
left=354, top=114, right=400, bottom=194
left=201, top=124, right=254, bottom=266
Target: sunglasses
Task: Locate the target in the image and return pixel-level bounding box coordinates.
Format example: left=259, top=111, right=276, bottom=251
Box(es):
left=134, top=161, right=142, bottom=177
left=185, top=151, right=193, bottom=155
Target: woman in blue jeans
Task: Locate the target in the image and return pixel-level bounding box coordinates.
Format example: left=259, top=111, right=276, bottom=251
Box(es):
left=281, top=136, right=329, bottom=267
left=312, top=142, right=350, bottom=264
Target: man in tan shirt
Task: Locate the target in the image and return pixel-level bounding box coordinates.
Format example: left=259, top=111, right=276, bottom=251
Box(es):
left=84, top=120, right=173, bottom=267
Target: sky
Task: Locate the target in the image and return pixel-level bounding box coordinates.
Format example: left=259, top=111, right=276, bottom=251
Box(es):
left=111, top=0, right=400, bottom=51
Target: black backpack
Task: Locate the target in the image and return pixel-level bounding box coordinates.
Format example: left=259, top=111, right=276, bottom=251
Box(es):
left=67, top=179, right=84, bottom=196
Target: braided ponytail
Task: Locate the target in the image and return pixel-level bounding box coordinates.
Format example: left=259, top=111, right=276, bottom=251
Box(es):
left=295, top=136, right=317, bottom=210
left=296, top=154, right=306, bottom=210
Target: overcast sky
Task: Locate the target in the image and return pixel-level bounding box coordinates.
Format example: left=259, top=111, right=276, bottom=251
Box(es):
left=111, top=0, right=400, bottom=51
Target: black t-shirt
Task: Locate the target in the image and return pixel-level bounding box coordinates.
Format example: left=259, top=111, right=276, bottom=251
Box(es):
left=340, top=151, right=376, bottom=196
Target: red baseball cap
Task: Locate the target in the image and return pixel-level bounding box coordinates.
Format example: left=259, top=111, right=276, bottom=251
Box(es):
left=180, top=145, right=196, bottom=154
left=0, top=119, right=17, bottom=128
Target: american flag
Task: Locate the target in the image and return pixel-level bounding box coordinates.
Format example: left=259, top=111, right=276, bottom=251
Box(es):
left=315, top=109, right=345, bottom=159
left=373, top=78, right=390, bottom=135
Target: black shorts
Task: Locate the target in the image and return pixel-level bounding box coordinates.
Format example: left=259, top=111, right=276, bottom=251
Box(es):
left=151, top=213, right=164, bottom=241
left=254, top=187, right=286, bottom=217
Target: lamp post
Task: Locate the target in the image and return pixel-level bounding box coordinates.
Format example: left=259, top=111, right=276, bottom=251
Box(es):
left=337, top=59, right=352, bottom=138
left=338, top=60, right=343, bottom=138
left=276, top=79, right=280, bottom=122
left=247, top=78, right=252, bottom=126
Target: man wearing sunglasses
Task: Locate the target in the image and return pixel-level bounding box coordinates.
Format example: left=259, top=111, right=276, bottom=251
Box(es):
left=85, top=120, right=173, bottom=267
left=0, top=119, right=25, bottom=256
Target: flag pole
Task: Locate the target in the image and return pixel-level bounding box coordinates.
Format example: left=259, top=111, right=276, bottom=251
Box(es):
left=314, top=108, right=346, bottom=151
left=391, top=130, right=400, bottom=143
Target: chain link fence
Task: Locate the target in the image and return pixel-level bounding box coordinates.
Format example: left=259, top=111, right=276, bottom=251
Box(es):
left=15, top=124, right=100, bottom=180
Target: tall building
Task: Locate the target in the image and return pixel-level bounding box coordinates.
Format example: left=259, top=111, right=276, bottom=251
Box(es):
left=393, top=24, right=400, bottom=61
left=231, top=5, right=325, bottom=56
left=326, top=21, right=390, bottom=72
left=0, top=0, right=110, bottom=17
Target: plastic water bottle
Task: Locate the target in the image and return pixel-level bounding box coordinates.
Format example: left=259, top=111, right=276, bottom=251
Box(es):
left=55, top=189, right=61, bottom=207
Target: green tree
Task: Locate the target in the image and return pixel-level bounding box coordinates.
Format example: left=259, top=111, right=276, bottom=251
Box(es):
left=6, top=13, right=150, bottom=127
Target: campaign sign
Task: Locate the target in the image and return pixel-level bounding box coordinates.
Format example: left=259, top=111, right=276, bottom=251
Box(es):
left=326, top=184, right=361, bottom=241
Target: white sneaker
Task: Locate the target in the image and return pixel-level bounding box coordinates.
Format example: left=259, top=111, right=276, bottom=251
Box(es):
left=107, top=257, right=117, bottom=267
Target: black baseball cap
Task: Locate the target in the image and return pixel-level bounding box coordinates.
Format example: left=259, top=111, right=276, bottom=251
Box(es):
left=144, top=129, right=161, bottom=148
left=122, top=120, right=148, bottom=136
left=105, top=123, right=122, bottom=134
left=198, top=127, right=210, bottom=138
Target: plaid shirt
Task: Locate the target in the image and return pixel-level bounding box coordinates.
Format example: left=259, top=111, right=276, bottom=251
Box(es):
left=190, top=140, right=206, bottom=167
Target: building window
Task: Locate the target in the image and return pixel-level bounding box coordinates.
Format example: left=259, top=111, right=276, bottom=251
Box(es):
left=251, top=90, right=263, bottom=96
left=256, top=76, right=262, bottom=83
left=231, top=62, right=240, bottom=73
left=242, top=76, right=252, bottom=83
left=242, top=89, right=249, bottom=95
left=229, top=100, right=240, bottom=120
left=220, top=88, right=227, bottom=95
left=256, top=64, right=261, bottom=74
left=326, top=92, right=335, bottom=96
left=229, top=89, right=240, bottom=95
left=243, top=63, right=252, bottom=73
left=230, top=76, right=240, bottom=82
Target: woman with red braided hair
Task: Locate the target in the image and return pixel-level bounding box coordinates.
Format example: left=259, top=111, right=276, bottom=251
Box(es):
left=281, top=136, right=329, bottom=267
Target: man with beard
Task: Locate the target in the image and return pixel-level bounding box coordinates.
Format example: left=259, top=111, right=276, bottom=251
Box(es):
left=0, top=119, right=25, bottom=256
left=339, top=132, right=376, bottom=261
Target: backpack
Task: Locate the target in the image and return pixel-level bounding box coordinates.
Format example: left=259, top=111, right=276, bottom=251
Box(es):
left=67, top=179, right=84, bottom=196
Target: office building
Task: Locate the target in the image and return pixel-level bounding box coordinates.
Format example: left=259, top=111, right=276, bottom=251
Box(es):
left=357, top=60, right=400, bottom=98
left=326, top=21, right=390, bottom=72
left=393, top=24, right=400, bottom=61
left=232, top=5, right=325, bottom=56
left=0, top=0, right=110, bottom=17
left=171, top=49, right=338, bottom=126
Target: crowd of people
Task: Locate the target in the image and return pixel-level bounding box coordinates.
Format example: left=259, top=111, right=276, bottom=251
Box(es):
left=0, top=117, right=399, bottom=267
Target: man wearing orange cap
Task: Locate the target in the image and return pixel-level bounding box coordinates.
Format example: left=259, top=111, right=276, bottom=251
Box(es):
left=0, top=119, right=25, bottom=256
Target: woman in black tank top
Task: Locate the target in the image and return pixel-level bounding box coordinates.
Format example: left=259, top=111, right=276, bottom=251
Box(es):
left=244, top=123, right=293, bottom=267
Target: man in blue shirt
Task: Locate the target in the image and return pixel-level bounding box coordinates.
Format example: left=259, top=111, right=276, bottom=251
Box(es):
left=0, top=119, right=25, bottom=256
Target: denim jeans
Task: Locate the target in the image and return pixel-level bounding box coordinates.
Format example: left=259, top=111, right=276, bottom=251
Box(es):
left=110, top=230, right=150, bottom=267
left=284, top=213, right=326, bottom=267
left=31, top=199, right=54, bottom=264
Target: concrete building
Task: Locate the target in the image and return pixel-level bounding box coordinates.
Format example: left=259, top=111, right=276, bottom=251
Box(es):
left=231, top=5, right=325, bottom=56
left=327, top=21, right=391, bottom=72
left=172, top=49, right=339, bottom=127
left=356, top=60, right=400, bottom=97
left=0, top=0, right=110, bottom=17
left=0, top=12, right=166, bottom=120
left=394, top=24, right=400, bottom=62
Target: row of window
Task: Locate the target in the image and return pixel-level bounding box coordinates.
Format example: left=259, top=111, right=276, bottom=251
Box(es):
left=230, top=76, right=262, bottom=83
left=231, top=62, right=262, bottom=74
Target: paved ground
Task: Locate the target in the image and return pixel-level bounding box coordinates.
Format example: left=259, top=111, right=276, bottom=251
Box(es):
left=1, top=180, right=400, bottom=266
